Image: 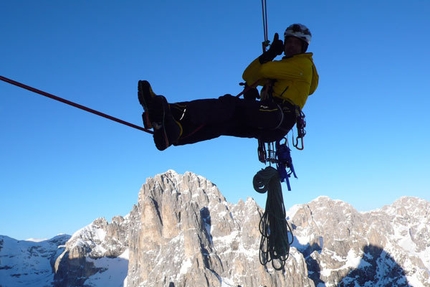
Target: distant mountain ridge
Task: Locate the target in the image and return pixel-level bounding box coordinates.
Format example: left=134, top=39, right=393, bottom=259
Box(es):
left=0, top=170, right=429, bottom=286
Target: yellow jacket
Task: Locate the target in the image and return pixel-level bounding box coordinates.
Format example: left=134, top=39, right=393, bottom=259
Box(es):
left=242, top=53, right=319, bottom=109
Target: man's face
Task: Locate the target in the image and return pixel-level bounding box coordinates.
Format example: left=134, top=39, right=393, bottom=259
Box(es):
left=284, top=36, right=303, bottom=57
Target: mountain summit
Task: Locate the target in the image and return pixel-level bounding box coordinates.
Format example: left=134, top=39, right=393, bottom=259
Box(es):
left=0, top=170, right=429, bottom=286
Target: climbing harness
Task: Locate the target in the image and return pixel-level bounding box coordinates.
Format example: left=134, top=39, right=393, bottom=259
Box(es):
left=0, top=75, right=153, bottom=134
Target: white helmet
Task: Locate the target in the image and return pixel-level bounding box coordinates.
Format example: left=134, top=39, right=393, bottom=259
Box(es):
left=284, top=23, right=312, bottom=45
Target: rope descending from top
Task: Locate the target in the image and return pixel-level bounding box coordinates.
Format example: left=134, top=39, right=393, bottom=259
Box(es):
left=253, top=166, right=294, bottom=270
left=261, top=0, right=270, bottom=51
left=0, top=75, right=153, bottom=134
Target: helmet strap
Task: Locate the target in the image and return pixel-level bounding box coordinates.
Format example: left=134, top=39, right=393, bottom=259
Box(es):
left=302, top=42, right=309, bottom=53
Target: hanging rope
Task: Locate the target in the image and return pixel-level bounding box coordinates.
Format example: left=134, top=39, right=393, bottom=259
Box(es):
left=253, top=166, right=294, bottom=270
left=236, top=0, right=269, bottom=99
left=0, top=75, right=153, bottom=134
left=261, top=0, right=270, bottom=51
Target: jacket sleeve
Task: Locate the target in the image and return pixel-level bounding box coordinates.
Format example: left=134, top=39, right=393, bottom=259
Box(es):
left=242, top=57, right=267, bottom=86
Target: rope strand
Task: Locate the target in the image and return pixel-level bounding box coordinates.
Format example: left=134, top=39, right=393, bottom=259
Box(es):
left=261, top=0, right=270, bottom=52
left=0, top=75, right=153, bottom=134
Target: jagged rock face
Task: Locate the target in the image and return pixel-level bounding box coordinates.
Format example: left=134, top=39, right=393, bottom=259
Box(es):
left=290, top=196, right=430, bottom=286
left=53, top=216, right=130, bottom=287
left=2, top=170, right=429, bottom=287
left=126, top=170, right=313, bottom=287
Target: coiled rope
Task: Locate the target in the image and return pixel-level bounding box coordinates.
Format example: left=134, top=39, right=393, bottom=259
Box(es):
left=253, top=166, right=294, bottom=270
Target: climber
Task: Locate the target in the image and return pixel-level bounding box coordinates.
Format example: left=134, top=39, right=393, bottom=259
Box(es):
left=138, top=23, right=319, bottom=151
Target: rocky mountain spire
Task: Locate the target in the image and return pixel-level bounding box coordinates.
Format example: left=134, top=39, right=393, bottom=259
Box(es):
left=126, top=170, right=312, bottom=286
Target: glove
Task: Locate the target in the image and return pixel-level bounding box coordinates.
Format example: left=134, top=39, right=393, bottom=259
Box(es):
left=258, top=33, right=284, bottom=64
left=243, top=83, right=260, bottom=101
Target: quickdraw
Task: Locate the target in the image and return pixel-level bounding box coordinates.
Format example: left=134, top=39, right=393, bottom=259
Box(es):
left=293, top=108, right=306, bottom=150
left=258, top=138, right=297, bottom=191
left=276, top=139, right=297, bottom=191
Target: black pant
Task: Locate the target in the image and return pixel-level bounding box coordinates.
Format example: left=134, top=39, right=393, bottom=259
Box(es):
left=170, top=94, right=296, bottom=145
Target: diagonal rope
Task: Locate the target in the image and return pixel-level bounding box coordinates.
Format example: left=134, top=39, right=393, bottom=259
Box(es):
left=0, top=75, right=153, bottom=134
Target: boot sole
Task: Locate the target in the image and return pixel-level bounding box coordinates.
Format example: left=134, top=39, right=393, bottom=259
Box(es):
left=137, top=80, right=155, bottom=110
left=138, top=80, right=155, bottom=129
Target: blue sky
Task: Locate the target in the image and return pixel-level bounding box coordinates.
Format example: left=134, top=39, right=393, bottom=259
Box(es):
left=1, top=1, right=429, bottom=240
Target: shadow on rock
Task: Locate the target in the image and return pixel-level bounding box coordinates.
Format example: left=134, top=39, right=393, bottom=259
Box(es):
left=338, top=244, right=411, bottom=287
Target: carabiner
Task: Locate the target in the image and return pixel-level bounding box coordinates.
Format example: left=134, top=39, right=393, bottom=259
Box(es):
left=294, top=136, right=304, bottom=150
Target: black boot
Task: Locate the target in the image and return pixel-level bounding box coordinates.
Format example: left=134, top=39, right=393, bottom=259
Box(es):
left=138, top=80, right=158, bottom=129
left=138, top=80, right=156, bottom=110
left=148, top=95, right=182, bottom=151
